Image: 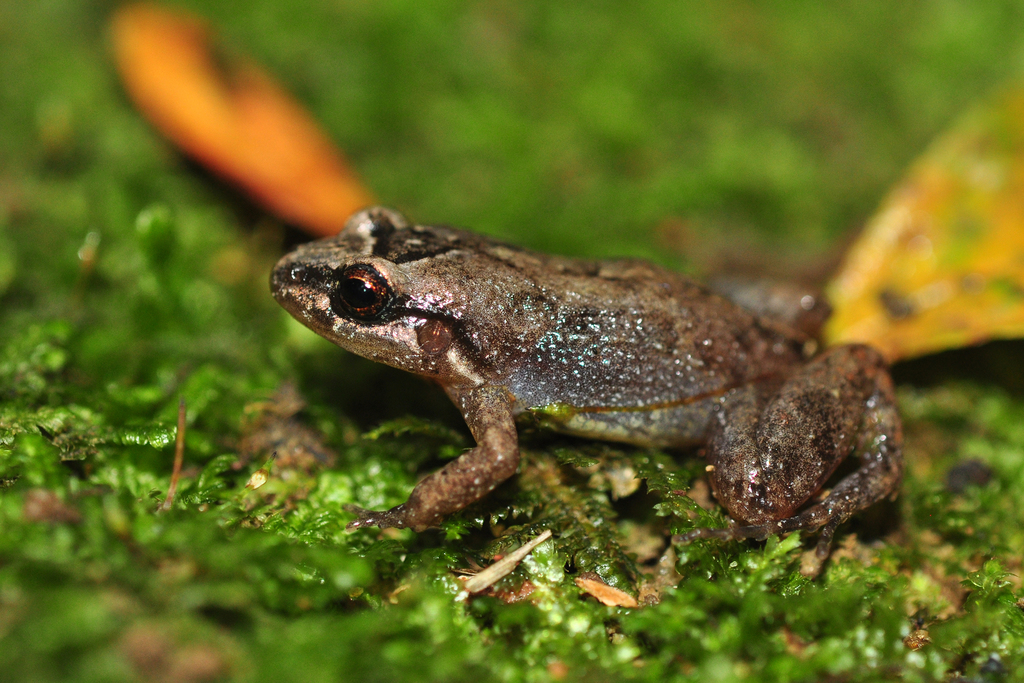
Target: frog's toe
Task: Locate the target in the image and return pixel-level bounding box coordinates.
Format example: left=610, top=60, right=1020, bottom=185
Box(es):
left=343, top=504, right=377, bottom=530
left=673, top=522, right=772, bottom=546
left=343, top=503, right=410, bottom=530
left=814, top=515, right=842, bottom=559
left=673, top=505, right=839, bottom=556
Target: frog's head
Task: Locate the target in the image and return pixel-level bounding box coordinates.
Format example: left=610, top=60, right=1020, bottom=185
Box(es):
left=271, top=206, right=497, bottom=385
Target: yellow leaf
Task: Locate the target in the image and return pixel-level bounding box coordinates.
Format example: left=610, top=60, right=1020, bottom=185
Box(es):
left=827, top=88, right=1024, bottom=362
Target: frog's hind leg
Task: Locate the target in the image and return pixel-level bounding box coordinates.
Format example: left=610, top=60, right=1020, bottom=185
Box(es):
left=676, top=344, right=903, bottom=560
left=707, top=276, right=832, bottom=338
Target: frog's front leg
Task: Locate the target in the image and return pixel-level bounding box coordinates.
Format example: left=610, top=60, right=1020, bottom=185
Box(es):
left=346, top=385, right=519, bottom=531
left=678, top=344, right=902, bottom=558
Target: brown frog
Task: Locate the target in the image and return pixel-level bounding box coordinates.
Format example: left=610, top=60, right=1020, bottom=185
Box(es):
left=271, top=207, right=902, bottom=558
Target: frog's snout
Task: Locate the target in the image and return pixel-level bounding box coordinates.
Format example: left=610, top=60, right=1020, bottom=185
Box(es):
left=270, top=252, right=321, bottom=319
left=270, top=255, right=308, bottom=300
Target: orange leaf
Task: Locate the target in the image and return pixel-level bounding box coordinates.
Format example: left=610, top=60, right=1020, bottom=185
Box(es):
left=111, top=3, right=374, bottom=237
left=827, top=87, right=1024, bottom=361
left=574, top=573, right=638, bottom=608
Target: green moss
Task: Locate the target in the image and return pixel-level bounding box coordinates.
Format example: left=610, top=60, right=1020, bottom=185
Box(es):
left=3, top=2, right=1024, bottom=681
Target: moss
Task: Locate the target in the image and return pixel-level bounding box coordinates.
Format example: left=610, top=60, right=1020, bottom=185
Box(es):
left=3, top=2, right=1024, bottom=681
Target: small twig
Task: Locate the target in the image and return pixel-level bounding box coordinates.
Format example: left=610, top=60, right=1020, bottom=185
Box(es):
left=459, top=529, right=553, bottom=597
left=160, top=397, right=187, bottom=512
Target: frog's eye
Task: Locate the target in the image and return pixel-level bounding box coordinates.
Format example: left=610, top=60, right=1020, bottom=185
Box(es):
left=333, top=264, right=393, bottom=321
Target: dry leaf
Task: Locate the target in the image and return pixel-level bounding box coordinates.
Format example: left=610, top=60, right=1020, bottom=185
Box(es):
left=574, top=572, right=638, bottom=608
left=244, top=468, right=269, bottom=490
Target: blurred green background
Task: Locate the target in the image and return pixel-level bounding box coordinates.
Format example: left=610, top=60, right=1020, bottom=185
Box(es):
left=3, top=2, right=1024, bottom=682
left=8, top=2, right=1024, bottom=263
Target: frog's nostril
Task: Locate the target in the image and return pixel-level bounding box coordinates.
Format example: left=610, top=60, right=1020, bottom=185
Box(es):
left=287, top=264, right=308, bottom=284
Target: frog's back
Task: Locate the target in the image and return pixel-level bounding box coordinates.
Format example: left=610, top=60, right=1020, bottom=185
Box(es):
left=312, top=218, right=808, bottom=417
left=432, top=241, right=808, bottom=445
left=274, top=209, right=809, bottom=448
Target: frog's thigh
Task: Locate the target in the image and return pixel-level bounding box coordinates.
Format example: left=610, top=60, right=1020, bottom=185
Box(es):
left=707, top=344, right=902, bottom=528
left=708, top=276, right=831, bottom=337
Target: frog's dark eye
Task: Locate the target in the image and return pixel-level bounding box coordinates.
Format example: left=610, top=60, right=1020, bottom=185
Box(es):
left=332, top=264, right=393, bottom=321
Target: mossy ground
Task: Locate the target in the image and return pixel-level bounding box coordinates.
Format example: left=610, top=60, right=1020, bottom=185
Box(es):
left=3, top=2, right=1024, bottom=681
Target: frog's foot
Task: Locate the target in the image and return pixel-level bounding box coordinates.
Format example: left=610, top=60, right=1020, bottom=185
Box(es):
left=674, top=501, right=847, bottom=559
left=344, top=503, right=414, bottom=531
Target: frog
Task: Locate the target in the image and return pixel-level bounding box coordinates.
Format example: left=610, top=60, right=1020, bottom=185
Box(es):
left=271, top=206, right=902, bottom=558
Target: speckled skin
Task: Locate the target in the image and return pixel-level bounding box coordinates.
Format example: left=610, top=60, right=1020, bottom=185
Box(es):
left=271, top=207, right=902, bottom=556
